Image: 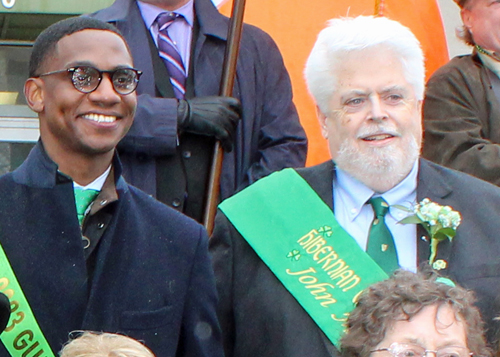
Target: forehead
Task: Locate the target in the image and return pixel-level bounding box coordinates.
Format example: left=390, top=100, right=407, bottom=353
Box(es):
left=384, top=304, right=466, bottom=345
left=52, top=29, right=133, bottom=69
left=333, top=47, right=409, bottom=92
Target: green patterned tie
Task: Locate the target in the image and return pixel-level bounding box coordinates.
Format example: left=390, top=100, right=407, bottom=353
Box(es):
left=367, top=197, right=399, bottom=274
left=74, top=188, right=99, bottom=225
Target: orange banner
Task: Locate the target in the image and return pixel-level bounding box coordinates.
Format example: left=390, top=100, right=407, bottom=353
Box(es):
left=219, top=0, right=449, bottom=166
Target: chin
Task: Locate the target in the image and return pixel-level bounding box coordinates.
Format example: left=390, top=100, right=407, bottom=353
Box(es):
left=335, top=136, right=420, bottom=193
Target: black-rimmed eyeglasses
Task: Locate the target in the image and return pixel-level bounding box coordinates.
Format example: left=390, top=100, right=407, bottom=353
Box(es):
left=371, top=343, right=473, bottom=357
left=36, top=66, right=142, bottom=95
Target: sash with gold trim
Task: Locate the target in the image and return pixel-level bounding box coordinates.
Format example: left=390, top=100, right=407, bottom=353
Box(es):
left=219, top=168, right=388, bottom=347
left=0, top=244, right=55, bottom=357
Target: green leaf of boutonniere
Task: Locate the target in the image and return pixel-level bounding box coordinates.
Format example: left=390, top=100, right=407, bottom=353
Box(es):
left=395, top=198, right=461, bottom=265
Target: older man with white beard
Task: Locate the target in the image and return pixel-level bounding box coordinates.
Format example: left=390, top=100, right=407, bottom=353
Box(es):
left=209, top=15, right=500, bottom=357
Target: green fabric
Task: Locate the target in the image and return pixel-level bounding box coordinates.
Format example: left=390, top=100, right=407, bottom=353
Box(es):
left=219, top=168, right=388, bottom=347
left=74, top=188, right=99, bottom=225
left=0, top=244, right=56, bottom=357
left=366, top=197, right=399, bottom=274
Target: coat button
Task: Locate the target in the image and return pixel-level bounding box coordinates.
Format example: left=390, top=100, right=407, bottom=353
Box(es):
left=183, top=150, right=191, bottom=159
left=98, top=223, right=105, bottom=229
left=172, top=198, right=181, bottom=207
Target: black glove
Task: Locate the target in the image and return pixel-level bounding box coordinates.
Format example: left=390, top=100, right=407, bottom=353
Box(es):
left=177, top=96, right=242, bottom=152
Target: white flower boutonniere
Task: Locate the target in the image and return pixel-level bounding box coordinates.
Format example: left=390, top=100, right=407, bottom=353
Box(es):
left=395, top=198, right=461, bottom=265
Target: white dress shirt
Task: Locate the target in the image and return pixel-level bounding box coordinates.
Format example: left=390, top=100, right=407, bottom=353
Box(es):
left=333, top=160, right=419, bottom=272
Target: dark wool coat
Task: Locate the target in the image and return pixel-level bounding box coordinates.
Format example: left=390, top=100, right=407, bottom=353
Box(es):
left=0, top=143, right=223, bottom=357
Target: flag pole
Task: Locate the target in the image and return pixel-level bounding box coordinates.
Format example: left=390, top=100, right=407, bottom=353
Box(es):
left=203, top=0, right=247, bottom=234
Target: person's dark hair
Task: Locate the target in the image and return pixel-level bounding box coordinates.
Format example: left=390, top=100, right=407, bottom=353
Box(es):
left=340, top=269, right=491, bottom=357
left=29, top=16, right=124, bottom=77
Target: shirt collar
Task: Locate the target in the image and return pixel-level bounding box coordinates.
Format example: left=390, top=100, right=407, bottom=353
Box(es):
left=334, top=159, right=419, bottom=220
left=137, top=0, right=194, bottom=29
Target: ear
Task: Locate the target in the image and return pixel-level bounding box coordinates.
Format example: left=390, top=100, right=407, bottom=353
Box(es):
left=24, top=78, right=45, bottom=113
left=316, top=106, right=329, bottom=139
left=461, top=8, right=473, bottom=31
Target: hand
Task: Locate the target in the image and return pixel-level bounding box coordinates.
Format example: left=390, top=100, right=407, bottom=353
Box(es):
left=177, top=96, right=242, bottom=152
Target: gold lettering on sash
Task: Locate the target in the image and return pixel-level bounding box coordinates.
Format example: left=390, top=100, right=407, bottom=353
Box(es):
left=286, top=267, right=317, bottom=276
left=298, top=230, right=318, bottom=246
left=286, top=267, right=338, bottom=306
left=317, top=251, right=339, bottom=268
left=14, top=330, right=33, bottom=350
left=339, top=276, right=361, bottom=292
left=296, top=229, right=362, bottom=293
left=313, top=246, right=333, bottom=262
left=1, top=278, right=46, bottom=357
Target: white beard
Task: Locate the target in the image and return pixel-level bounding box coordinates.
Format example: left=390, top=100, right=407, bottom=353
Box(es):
left=334, top=124, right=420, bottom=193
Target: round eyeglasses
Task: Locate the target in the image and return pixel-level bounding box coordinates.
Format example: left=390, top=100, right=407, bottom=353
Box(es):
left=371, top=343, right=473, bottom=357
left=37, top=66, right=142, bottom=95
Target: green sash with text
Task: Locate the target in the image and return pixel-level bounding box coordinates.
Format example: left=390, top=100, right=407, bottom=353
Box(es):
left=219, top=168, right=388, bottom=347
left=0, top=244, right=55, bottom=357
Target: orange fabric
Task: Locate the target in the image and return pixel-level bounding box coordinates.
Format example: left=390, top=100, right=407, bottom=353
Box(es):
left=219, top=0, right=449, bottom=166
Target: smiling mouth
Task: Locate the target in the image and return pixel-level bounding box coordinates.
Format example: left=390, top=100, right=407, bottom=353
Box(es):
left=81, top=113, right=117, bottom=123
left=361, top=134, right=395, bottom=141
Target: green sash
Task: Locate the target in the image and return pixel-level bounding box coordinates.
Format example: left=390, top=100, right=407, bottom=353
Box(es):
left=0, top=244, right=55, bottom=357
left=219, top=168, right=388, bottom=347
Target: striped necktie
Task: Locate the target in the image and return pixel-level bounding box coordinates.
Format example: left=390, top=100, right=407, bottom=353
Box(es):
left=156, top=12, right=187, bottom=99
left=366, top=197, right=399, bottom=274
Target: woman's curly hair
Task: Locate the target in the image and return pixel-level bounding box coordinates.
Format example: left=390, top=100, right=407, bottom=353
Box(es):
left=340, top=269, right=491, bottom=357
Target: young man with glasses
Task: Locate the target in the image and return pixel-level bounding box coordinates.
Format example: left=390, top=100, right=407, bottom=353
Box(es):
left=0, top=16, right=222, bottom=357
left=340, top=270, right=491, bottom=357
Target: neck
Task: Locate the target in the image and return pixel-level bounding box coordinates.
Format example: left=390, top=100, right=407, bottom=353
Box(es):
left=43, top=144, right=114, bottom=186
left=475, top=44, right=500, bottom=62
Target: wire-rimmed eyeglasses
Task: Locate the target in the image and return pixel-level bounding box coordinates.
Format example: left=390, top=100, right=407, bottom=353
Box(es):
left=36, top=66, right=142, bottom=95
left=371, top=343, right=473, bottom=357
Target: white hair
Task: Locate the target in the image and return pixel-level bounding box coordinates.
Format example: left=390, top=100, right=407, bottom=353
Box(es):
left=304, top=16, right=425, bottom=114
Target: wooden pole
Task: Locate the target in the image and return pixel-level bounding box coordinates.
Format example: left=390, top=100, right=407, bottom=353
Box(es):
left=203, top=0, right=247, bottom=234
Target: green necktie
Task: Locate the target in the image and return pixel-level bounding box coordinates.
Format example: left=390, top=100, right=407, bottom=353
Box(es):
left=74, top=188, right=99, bottom=225
left=366, top=197, right=399, bottom=274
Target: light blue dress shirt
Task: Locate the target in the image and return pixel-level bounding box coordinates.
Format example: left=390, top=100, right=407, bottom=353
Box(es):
left=137, top=0, right=194, bottom=74
left=333, top=160, right=419, bottom=272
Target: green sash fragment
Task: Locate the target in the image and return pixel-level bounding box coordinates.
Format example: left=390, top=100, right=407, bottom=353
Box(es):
left=220, top=168, right=388, bottom=347
left=0, top=244, right=55, bottom=357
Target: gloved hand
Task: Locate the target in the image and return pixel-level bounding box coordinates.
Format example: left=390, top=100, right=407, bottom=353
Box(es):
left=177, top=96, right=242, bottom=152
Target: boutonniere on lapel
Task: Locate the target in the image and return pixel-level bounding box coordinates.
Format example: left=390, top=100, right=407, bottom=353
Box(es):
left=394, top=198, right=461, bottom=268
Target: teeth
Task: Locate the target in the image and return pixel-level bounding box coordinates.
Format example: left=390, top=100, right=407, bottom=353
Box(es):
left=82, top=113, right=117, bottom=123
left=364, top=134, right=392, bottom=141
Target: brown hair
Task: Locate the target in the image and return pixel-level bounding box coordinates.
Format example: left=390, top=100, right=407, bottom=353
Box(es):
left=60, top=332, right=155, bottom=357
left=340, top=269, right=491, bottom=357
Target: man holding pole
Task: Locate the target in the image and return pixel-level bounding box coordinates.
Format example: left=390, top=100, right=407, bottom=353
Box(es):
left=91, top=0, right=307, bottom=223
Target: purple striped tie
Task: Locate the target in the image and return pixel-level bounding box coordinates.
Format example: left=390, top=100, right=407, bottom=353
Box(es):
left=156, top=12, right=186, bottom=99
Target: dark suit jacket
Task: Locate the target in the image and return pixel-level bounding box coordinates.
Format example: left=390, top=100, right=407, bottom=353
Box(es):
left=0, top=143, right=223, bottom=357
left=210, top=159, right=500, bottom=357
left=91, top=0, right=307, bottom=220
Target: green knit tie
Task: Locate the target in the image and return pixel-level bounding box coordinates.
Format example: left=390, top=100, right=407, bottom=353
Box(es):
left=74, top=188, right=99, bottom=225
left=367, top=197, right=399, bottom=274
